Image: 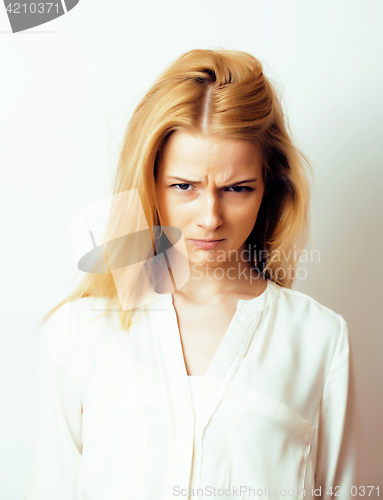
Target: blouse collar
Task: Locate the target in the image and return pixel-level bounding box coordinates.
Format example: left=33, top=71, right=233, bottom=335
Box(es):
left=149, top=278, right=280, bottom=313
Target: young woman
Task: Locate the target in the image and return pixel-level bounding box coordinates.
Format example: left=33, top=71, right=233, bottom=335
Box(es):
left=24, top=49, right=357, bottom=500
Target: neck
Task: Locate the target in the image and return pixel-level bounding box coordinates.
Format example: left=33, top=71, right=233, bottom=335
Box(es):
left=171, top=254, right=265, bottom=303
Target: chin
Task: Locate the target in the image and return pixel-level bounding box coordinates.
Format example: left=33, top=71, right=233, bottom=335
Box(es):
left=190, top=258, right=222, bottom=269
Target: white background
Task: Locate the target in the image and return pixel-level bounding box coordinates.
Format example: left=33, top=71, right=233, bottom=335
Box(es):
left=1, top=0, right=382, bottom=498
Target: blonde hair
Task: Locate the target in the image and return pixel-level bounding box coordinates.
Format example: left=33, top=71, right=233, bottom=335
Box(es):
left=37, top=48, right=313, bottom=332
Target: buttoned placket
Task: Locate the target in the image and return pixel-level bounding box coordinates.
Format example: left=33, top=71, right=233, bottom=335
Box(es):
left=153, top=293, right=266, bottom=500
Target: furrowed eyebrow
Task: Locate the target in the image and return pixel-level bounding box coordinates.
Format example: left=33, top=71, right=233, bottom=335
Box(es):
left=166, top=176, right=258, bottom=185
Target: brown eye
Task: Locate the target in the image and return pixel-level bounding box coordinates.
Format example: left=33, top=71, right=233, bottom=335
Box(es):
left=227, top=185, right=253, bottom=192
left=171, top=183, right=193, bottom=191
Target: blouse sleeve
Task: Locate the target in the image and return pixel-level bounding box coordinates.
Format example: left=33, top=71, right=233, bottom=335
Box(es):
left=23, top=301, right=83, bottom=500
left=314, top=314, right=359, bottom=499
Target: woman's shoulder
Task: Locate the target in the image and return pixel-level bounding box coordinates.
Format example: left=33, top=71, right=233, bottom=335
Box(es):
left=68, top=296, right=114, bottom=318
left=269, top=281, right=348, bottom=340
left=68, top=296, right=126, bottom=332
left=43, top=296, right=120, bottom=339
left=276, top=282, right=341, bottom=315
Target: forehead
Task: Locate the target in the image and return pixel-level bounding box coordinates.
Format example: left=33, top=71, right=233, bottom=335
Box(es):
left=159, top=130, right=263, bottom=175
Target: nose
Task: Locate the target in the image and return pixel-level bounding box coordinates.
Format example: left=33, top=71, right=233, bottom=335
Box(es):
left=195, top=190, right=223, bottom=231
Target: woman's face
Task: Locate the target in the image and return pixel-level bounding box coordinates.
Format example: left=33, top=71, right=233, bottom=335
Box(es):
left=155, top=130, right=265, bottom=269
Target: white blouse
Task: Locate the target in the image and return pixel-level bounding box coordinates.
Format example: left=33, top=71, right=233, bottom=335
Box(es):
left=188, top=376, right=204, bottom=399
left=23, top=279, right=357, bottom=500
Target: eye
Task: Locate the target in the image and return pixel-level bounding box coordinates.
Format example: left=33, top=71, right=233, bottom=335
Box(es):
left=227, top=185, right=254, bottom=193
left=171, top=183, right=193, bottom=191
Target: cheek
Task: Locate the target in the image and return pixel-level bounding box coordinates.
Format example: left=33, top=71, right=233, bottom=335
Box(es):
left=237, top=218, right=257, bottom=242
left=230, top=198, right=262, bottom=224
left=158, top=194, right=188, bottom=228
left=229, top=198, right=262, bottom=239
left=156, top=187, right=173, bottom=223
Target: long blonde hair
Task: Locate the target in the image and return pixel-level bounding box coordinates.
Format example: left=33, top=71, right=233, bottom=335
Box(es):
left=37, top=48, right=313, bottom=332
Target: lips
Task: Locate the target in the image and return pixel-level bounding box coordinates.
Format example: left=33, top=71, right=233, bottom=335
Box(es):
left=189, top=239, right=224, bottom=249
